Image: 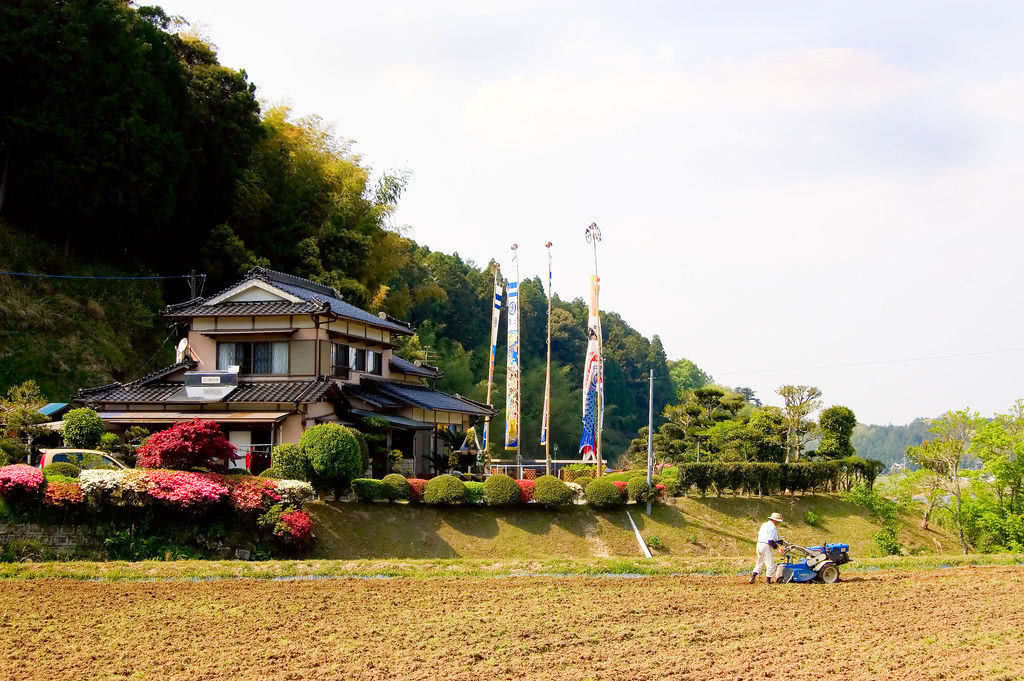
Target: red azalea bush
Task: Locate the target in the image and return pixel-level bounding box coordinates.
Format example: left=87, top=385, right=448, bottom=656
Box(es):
left=43, top=481, right=84, bottom=509
left=611, top=480, right=628, bottom=499
left=136, top=420, right=236, bottom=472
left=228, top=476, right=282, bottom=513
left=0, top=464, right=45, bottom=502
left=655, top=484, right=666, bottom=497
left=407, top=478, right=428, bottom=503
left=278, top=509, right=314, bottom=544
left=516, top=479, right=535, bottom=503
left=141, top=470, right=229, bottom=511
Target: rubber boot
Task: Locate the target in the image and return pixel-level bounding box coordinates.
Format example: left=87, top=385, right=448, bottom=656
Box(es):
left=748, top=573, right=757, bottom=584
left=766, top=576, right=773, bottom=584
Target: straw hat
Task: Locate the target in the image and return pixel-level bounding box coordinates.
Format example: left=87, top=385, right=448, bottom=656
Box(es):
left=768, top=512, right=784, bottom=523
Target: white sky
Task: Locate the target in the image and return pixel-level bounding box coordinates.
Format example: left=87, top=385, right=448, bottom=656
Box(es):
left=158, top=0, right=1024, bottom=425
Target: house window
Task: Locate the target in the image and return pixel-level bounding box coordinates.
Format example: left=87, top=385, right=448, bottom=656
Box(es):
left=331, top=343, right=350, bottom=378
left=217, top=342, right=289, bottom=374
left=350, top=347, right=366, bottom=372
left=368, top=350, right=383, bottom=376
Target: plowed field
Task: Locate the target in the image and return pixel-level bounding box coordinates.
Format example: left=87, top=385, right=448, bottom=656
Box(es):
left=2, top=567, right=1022, bottom=680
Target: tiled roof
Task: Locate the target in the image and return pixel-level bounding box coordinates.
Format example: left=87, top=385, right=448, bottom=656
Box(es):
left=184, top=267, right=413, bottom=335
left=389, top=355, right=441, bottom=377
left=361, top=378, right=493, bottom=416
left=79, top=377, right=339, bottom=405
left=342, top=384, right=403, bottom=409
left=165, top=300, right=328, bottom=317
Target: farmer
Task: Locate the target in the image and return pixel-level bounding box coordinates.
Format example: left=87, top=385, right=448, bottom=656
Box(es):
left=749, top=512, right=785, bottom=584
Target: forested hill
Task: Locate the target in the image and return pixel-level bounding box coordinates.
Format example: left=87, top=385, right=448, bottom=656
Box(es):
left=851, top=419, right=935, bottom=470
left=0, top=0, right=678, bottom=461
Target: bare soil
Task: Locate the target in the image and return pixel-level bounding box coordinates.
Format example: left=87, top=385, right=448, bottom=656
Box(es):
left=2, top=567, right=1022, bottom=680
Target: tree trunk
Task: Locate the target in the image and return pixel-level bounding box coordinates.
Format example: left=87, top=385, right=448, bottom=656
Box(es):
left=954, top=488, right=969, bottom=554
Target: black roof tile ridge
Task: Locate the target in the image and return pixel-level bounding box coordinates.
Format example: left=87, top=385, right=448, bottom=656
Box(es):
left=248, top=266, right=339, bottom=299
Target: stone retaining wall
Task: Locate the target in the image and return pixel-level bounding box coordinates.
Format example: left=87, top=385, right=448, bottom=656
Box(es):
left=0, top=522, right=101, bottom=557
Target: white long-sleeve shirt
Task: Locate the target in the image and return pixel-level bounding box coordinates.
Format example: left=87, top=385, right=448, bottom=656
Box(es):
left=757, top=520, right=780, bottom=545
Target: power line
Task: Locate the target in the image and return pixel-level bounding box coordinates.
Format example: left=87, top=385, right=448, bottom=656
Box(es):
left=715, top=347, right=1024, bottom=377
left=0, top=270, right=198, bottom=280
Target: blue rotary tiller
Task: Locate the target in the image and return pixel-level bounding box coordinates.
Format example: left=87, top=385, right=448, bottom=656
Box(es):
left=773, top=541, right=851, bottom=584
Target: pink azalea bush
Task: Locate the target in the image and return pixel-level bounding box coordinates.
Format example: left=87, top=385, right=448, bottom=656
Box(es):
left=0, top=464, right=44, bottom=502
left=43, top=481, right=84, bottom=509
left=140, top=470, right=229, bottom=511
left=227, top=476, right=282, bottom=513
left=516, top=479, right=535, bottom=503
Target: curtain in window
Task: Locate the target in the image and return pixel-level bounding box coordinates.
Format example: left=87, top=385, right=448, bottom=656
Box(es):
left=253, top=342, right=272, bottom=374
left=217, top=343, right=235, bottom=370
left=272, top=342, right=289, bottom=374
left=351, top=348, right=366, bottom=371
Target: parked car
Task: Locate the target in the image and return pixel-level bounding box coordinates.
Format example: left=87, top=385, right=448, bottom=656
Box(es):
left=37, top=449, right=127, bottom=470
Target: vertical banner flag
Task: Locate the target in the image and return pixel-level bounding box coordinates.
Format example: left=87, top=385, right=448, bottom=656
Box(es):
left=483, top=268, right=502, bottom=451
left=505, top=278, right=521, bottom=450
left=540, top=242, right=552, bottom=446
left=579, top=275, right=602, bottom=461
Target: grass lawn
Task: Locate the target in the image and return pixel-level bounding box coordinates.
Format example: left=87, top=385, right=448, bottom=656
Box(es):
left=304, top=494, right=959, bottom=560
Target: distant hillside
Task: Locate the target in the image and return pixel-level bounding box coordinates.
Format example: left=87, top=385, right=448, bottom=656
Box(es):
left=852, top=418, right=934, bottom=470
left=0, top=221, right=174, bottom=401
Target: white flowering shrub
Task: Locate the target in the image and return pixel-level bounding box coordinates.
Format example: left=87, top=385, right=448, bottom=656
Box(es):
left=566, top=481, right=586, bottom=503
left=275, top=479, right=314, bottom=506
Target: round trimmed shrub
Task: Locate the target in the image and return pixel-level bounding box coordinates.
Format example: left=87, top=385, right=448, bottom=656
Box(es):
left=424, top=474, right=465, bottom=505
left=43, top=462, right=81, bottom=479
left=227, top=468, right=252, bottom=476
left=517, top=479, right=535, bottom=503
left=627, top=477, right=656, bottom=504
left=534, top=475, right=572, bottom=508
left=381, top=473, right=410, bottom=502
left=61, top=408, right=105, bottom=449
left=464, top=480, right=485, bottom=504
left=300, top=423, right=362, bottom=493
left=565, top=481, right=585, bottom=503
left=483, top=474, right=520, bottom=506
left=259, top=466, right=284, bottom=479
left=407, top=478, right=428, bottom=503
left=585, top=478, right=623, bottom=509
left=272, top=443, right=312, bottom=481
left=352, top=478, right=384, bottom=502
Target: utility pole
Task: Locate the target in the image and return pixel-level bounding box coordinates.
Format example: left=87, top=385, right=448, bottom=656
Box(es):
left=647, top=368, right=654, bottom=516
left=188, top=269, right=198, bottom=300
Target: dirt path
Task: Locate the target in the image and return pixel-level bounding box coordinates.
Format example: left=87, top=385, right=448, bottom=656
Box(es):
left=2, top=567, right=1023, bottom=680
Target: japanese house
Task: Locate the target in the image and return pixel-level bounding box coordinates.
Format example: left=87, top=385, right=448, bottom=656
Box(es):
left=76, top=267, right=493, bottom=475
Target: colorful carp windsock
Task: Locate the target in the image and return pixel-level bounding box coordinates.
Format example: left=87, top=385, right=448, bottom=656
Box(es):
left=482, top=270, right=502, bottom=451
left=579, top=275, right=602, bottom=460
left=504, top=278, right=520, bottom=450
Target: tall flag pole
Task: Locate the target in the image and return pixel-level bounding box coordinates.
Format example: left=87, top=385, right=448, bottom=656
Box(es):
left=579, top=223, right=604, bottom=476
left=505, top=244, right=522, bottom=479
left=483, top=263, right=502, bottom=456
left=541, top=241, right=553, bottom=476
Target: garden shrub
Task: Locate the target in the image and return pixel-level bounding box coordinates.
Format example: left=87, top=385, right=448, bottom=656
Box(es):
left=627, top=477, right=656, bottom=504
left=227, top=468, right=252, bottom=476
left=565, top=481, right=585, bottom=503
left=275, top=479, right=315, bottom=506
left=271, top=443, right=312, bottom=481
left=483, top=474, right=521, bottom=506
left=464, top=481, right=485, bottom=504
left=43, top=462, right=81, bottom=479
left=424, top=474, right=465, bottom=505
left=389, top=449, right=403, bottom=474
left=381, top=473, right=410, bottom=502
left=259, top=466, right=283, bottom=479
left=0, top=464, right=45, bottom=504
left=258, top=503, right=314, bottom=549
left=610, top=480, right=628, bottom=499
left=585, top=478, right=623, bottom=509
left=98, top=432, right=120, bottom=454
left=517, top=479, right=535, bottom=503
left=353, top=478, right=384, bottom=502
left=407, top=478, right=428, bottom=503
left=300, top=423, right=362, bottom=494
left=142, top=470, right=229, bottom=512
left=136, top=420, right=236, bottom=472
left=228, top=476, right=282, bottom=513
left=534, top=475, right=572, bottom=507
left=0, top=438, right=28, bottom=467
left=61, top=408, right=105, bottom=449
left=42, top=481, right=84, bottom=509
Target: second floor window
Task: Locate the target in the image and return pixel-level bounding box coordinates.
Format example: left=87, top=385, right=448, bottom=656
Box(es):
left=217, top=341, right=289, bottom=374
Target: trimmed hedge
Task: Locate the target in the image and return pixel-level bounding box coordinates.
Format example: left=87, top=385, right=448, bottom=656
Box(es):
left=534, top=475, right=572, bottom=507
left=407, top=478, right=428, bottom=503
left=424, top=475, right=465, bottom=505
left=272, top=443, right=312, bottom=482
left=653, top=458, right=886, bottom=497
left=483, top=474, right=520, bottom=506
left=43, top=462, right=81, bottom=479
left=352, top=478, right=384, bottom=502
left=627, top=477, right=656, bottom=504
left=517, top=479, right=535, bottom=503
left=260, top=467, right=283, bottom=479
left=464, top=481, right=485, bottom=504
left=61, top=408, right=105, bottom=449
left=585, top=478, right=623, bottom=509
left=381, top=474, right=410, bottom=502
left=300, top=423, right=362, bottom=493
